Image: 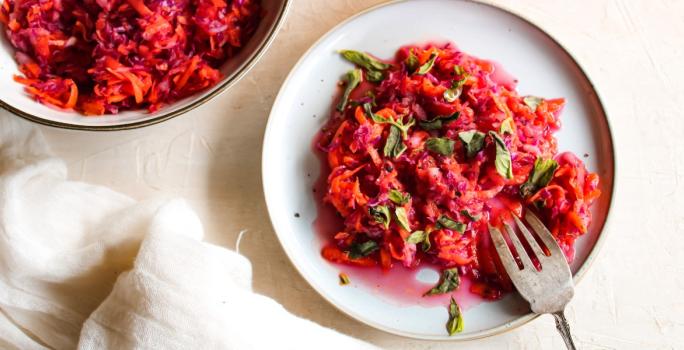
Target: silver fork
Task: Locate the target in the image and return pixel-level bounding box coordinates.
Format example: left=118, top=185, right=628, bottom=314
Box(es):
left=489, top=211, right=576, bottom=349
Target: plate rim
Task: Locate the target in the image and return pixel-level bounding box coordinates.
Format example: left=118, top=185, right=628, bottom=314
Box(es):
left=261, top=0, right=616, bottom=341
left=0, top=0, right=292, bottom=131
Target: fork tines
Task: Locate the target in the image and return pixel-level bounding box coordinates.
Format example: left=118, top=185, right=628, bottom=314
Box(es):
left=489, top=210, right=576, bottom=345
left=489, top=211, right=564, bottom=272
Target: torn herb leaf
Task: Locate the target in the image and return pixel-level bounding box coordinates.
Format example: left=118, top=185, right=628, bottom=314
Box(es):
left=406, top=49, right=419, bottom=73
left=391, top=141, right=407, bottom=159
left=398, top=118, right=416, bottom=140
left=458, top=130, right=485, bottom=158
left=339, top=50, right=391, bottom=71
left=416, top=51, right=438, bottom=75
left=364, top=102, right=377, bottom=120
left=369, top=205, right=391, bottom=229
left=388, top=189, right=411, bottom=205
left=444, top=77, right=467, bottom=102
left=460, top=210, right=481, bottom=222
left=419, top=119, right=443, bottom=130
left=446, top=297, right=464, bottom=335
left=489, top=131, right=513, bottom=179
left=523, top=96, right=543, bottom=112
left=419, top=111, right=459, bottom=131
left=406, top=230, right=427, bottom=244
left=425, top=137, right=455, bottom=156
left=366, top=69, right=384, bottom=83
left=336, top=69, right=362, bottom=112
left=365, top=103, right=415, bottom=139
left=519, top=157, right=559, bottom=198
left=442, top=111, right=460, bottom=123
left=407, top=229, right=433, bottom=251
left=394, top=207, right=411, bottom=231
left=424, top=268, right=460, bottom=296
left=437, top=215, right=466, bottom=233
left=443, top=85, right=461, bottom=103
left=348, top=240, right=379, bottom=259
left=500, top=117, right=515, bottom=135
left=383, top=125, right=406, bottom=159
left=421, top=230, right=433, bottom=252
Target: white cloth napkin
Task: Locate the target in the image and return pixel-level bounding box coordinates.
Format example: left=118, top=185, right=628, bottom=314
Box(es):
left=0, top=113, right=378, bottom=350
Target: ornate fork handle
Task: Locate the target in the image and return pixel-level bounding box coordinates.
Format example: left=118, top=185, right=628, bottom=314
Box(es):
left=552, top=310, right=577, bottom=350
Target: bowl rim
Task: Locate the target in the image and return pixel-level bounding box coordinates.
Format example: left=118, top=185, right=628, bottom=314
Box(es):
left=261, top=0, right=617, bottom=341
left=0, top=0, right=292, bottom=131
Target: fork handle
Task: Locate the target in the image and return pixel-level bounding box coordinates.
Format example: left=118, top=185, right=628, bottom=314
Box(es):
left=552, top=310, right=577, bottom=350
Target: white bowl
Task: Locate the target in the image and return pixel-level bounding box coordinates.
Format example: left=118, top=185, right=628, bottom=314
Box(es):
left=0, top=0, right=290, bottom=130
left=262, top=0, right=615, bottom=341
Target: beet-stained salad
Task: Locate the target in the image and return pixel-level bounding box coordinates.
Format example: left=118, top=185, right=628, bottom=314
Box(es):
left=0, top=0, right=261, bottom=115
left=316, top=43, right=600, bottom=335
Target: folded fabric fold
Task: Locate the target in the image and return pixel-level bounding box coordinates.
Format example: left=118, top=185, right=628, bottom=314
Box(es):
left=0, top=113, right=377, bottom=350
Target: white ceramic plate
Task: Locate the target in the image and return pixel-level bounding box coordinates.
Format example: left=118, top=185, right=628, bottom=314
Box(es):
left=0, top=0, right=290, bottom=130
left=262, top=0, right=614, bottom=340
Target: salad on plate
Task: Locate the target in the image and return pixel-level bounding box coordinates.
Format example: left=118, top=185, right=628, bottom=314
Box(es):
left=316, top=43, right=601, bottom=335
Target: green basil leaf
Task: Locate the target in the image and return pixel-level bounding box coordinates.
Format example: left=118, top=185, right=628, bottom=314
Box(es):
left=520, top=157, right=559, bottom=198
left=458, top=130, right=486, bottom=158
left=383, top=125, right=402, bottom=158
left=365, top=103, right=415, bottom=140
left=443, top=86, right=462, bottom=103
left=460, top=210, right=481, bottom=222
left=424, top=268, right=460, bottom=296
left=444, top=66, right=469, bottom=102
left=437, top=215, right=466, bottom=233
left=406, top=48, right=419, bottom=73
left=406, top=230, right=427, bottom=244
left=530, top=158, right=557, bottom=187
left=500, top=117, right=515, bottom=135
left=391, top=141, right=407, bottom=159
left=489, top=131, right=514, bottom=179
left=419, top=119, right=443, bottom=130
left=369, top=205, right=391, bottom=229
left=407, top=228, right=433, bottom=251
left=366, top=69, right=384, bottom=83
left=425, top=137, right=455, bottom=156
left=394, top=207, right=411, bottom=231
left=523, top=96, right=543, bottom=112
left=388, top=189, right=411, bottom=205
left=398, top=118, right=416, bottom=140
left=348, top=240, right=379, bottom=259
left=419, top=112, right=459, bottom=131
left=339, top=50, right=391, bottom=71
left=421, top=230, right=433, bottom=252
left=339, top=273, right=350, bottom=285
left=446, top=297, right=464, bottom=335
left=336, top=69, right=362, bottom=112
left=442, top=111, right=460, bottom=123
left=365, top=102, right=383, bottom=122
left=371, top=113, right=390, bottom=123
left=416, top=51, right=438, bottom=75
left=444, top=77, right=467, bottom=102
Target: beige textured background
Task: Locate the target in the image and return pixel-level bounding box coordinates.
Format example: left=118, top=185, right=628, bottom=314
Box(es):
left=36, top=0, right=683, bottom=348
